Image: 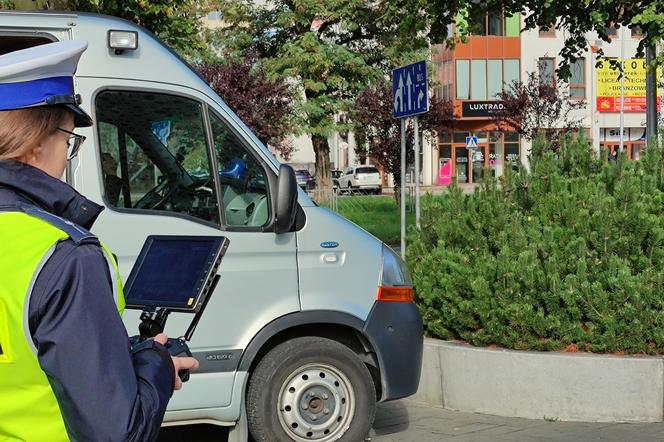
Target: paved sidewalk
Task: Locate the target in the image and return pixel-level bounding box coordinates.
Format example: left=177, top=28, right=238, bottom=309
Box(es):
left=371, top=401, right=664, bottom=442
left=158, top=400, right=664, bottom=441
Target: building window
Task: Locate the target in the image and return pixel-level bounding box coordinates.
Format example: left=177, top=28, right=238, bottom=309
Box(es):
left=504, top=60, right=520, bottom=90
left=488, top=14, right=503, bottom=36
left=456, top=59, right=520, bottom=100
left=470, top=10, right=487, bottom=35
left=456, top=60, right=470, bottom=99
left=470, top=60, right=487, bottom=100
left=605, top=25, right=618, bottom=37
left=569, top=58, right=585, bottom=99
left=538, top=57, right=555, bottom=85
left=470, top=12, right=506, bottom=36
left=487, top=60, right=503, bottom=98
left=539, top=25, right=556, bottom=37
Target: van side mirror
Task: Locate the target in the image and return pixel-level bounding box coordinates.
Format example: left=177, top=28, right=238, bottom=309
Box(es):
left=274, top=164, right=298, bottom=234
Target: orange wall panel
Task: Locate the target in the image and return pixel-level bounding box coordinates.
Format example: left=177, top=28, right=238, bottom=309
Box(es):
left=454, top=36, right=520, bottom=60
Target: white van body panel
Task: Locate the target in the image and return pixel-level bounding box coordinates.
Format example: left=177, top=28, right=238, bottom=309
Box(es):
left=297, top=207, right=382, bottom=317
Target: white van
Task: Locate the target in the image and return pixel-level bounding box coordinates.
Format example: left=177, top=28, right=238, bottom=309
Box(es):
left=0, top=11, right=423, bottom=441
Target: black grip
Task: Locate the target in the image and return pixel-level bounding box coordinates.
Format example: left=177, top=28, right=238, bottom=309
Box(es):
left=165, top=338, right=192, bottom=383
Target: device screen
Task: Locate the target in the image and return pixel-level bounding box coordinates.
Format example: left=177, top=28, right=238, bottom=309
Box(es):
left=125, top=237, right=222, bottom=310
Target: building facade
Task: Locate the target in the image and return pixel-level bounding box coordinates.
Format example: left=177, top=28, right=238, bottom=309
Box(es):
left=425, top=15, right=661, bottom=187
left=429, top=13, right=522, bottom=186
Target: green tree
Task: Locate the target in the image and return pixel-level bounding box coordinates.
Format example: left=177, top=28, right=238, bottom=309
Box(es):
left=211, top=0, right=430, bottom=190
left=413, top=0, right=664, bottom=74
left=3, top=0, right=209, bottom=58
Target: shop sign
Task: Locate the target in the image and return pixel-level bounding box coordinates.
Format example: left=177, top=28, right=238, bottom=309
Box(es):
left=462, top=101, right=505, bottom=117
left=604, top=128, right=646, bottom=141
left=596, top=58, right=662, bottom=113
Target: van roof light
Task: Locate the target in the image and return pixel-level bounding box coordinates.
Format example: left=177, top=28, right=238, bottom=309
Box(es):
left=108, top=30, right=138, bottom=52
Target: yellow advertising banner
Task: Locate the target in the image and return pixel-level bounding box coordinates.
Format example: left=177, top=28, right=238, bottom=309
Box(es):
left=596, top=58, right=661, bottom=113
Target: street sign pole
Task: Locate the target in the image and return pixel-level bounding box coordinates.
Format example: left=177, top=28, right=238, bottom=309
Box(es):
left=392, top=60, right=428, bottom=259
left=414, top=116, right=420, bottom=229
left=646, top=45, right=658, bottom=145
left=400, top=118, right=406, bottom=259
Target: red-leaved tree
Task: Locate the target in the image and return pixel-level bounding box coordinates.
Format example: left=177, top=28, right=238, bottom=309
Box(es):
left=352, top=79, right=455, bottom=200
left=197, top=56, right=298, bottom=160
left=492, top=71, right=585, bottom=155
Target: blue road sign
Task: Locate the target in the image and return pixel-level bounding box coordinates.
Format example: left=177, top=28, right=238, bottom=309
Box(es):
left=392, top=60, right=428, bottom=118
left=466, top=136, right=478, bottom=150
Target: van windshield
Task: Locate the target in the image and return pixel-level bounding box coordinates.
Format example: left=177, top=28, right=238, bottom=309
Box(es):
left=0, top=35, right=54, bottom=56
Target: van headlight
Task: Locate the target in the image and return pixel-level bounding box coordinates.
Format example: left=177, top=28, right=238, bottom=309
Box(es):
left=376, top=244, right=414, bottom=302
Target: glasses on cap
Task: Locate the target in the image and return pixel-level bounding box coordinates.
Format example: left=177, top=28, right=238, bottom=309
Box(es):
left=57, top=128, right=86, bottom=160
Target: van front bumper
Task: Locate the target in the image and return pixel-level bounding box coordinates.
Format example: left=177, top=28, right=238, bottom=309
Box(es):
left=363, top=301, right=423, bottom=401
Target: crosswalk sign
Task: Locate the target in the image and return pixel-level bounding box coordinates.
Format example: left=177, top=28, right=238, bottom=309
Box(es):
left=466, top=136, right=478, bottom=150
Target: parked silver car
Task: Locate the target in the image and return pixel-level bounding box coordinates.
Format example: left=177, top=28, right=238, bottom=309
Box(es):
left=339, top=166, right=382, bottom=194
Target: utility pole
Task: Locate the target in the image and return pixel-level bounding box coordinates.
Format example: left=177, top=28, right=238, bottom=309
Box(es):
left=645, top=45, right=658, bottom=146
left=619, top=27, right=625, bottom=153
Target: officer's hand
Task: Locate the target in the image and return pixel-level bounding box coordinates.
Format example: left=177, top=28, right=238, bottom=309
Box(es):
left=172, top=356, right=199, bottom=390
left=154, top=333, right=200, bottom=391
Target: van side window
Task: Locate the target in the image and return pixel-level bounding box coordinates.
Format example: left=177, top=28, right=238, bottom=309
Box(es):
left=96, top=91, right=220, bottom=225
left=209, top=114, right=269, bottom=227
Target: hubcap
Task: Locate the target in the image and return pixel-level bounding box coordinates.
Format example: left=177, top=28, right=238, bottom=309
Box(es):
left=277, top=363, right=355, bottom=441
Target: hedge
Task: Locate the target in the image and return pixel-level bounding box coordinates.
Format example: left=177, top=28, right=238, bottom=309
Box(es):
left=407, top=138, right=664, bottom=354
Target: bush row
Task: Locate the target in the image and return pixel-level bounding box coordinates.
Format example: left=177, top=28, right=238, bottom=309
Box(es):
left=407, top=138, right=664, bottom=353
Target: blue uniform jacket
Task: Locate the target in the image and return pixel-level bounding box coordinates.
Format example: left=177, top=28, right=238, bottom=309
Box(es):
left=0, top=160, right=175, bottom=442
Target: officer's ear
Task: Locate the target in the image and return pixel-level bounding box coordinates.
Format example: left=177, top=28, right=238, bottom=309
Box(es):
left=16, top=143, right=41, bottom=168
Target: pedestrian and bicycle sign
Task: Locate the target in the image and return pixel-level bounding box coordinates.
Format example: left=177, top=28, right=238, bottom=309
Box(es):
left=466, top=136, right=478, bottom=150
left=392, top=60, right=428, bottom=118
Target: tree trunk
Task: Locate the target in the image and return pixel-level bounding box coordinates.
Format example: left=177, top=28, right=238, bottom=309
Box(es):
left=312, top=134, right=331, bottom=202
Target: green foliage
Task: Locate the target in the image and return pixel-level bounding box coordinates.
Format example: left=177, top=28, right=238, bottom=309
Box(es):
left=211, top=0, right=430, bottom=188
left=325, top=195, right=414, bottom=245
left=411, top=0, right=664, bottom=76
left=408, top=139, right=664, bottom=353
left=3, top=0, right=208, bottom=59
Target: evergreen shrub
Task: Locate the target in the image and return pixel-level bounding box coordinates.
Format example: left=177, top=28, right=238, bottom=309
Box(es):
left=407, top=138, right=664, bottom=353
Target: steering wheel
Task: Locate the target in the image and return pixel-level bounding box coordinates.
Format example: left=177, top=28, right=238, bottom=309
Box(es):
left=135, top=179, right=172, bottom=210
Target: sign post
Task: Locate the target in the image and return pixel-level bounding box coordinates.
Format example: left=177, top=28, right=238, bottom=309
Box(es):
left=393, top=60, right=428, bottom=259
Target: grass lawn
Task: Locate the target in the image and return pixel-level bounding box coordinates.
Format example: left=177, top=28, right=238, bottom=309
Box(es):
left=326, top=195, right=415, bottom=245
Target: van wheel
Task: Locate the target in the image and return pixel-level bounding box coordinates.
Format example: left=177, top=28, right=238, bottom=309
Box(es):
left=247, top=337, right=376, bottom=442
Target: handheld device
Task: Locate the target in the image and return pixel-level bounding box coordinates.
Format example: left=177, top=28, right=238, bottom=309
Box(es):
left=124, top=235, right=229, bottom=382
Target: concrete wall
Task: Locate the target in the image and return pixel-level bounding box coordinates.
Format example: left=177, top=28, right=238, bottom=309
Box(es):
left=412, top=339, right=664, bottom=423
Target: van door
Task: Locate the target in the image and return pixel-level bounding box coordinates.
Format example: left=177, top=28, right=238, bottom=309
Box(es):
left=80, top=83, right=299, bottom=413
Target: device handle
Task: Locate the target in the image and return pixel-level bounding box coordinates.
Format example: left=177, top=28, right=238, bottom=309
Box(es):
left=184, top=274, right=220, bottom=341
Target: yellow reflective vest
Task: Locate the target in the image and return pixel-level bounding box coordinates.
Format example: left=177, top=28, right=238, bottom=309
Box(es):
left=0, top=209, right=124, bottom=441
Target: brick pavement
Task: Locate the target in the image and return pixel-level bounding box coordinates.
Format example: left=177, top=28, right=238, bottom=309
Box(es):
left=158, top=400, right=664, bottom=441
left=371, top=401, right=664, bottom=442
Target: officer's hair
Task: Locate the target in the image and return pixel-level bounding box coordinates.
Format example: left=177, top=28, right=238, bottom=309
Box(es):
left=0, top=107, right=72, bottom=161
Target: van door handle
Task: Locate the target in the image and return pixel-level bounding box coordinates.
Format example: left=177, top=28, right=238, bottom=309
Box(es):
left=322, top=253, right=338, bottom=264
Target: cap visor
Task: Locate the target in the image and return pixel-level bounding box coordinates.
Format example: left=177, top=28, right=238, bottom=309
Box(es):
left=65, top=104, right=93, bottom=127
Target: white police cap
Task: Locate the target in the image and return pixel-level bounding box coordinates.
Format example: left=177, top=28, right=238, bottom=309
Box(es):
left=0, top=40, right=92, bottom=127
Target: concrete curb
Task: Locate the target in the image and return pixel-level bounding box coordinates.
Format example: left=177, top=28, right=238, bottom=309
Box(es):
left=411, top=338, right=664, bottom=423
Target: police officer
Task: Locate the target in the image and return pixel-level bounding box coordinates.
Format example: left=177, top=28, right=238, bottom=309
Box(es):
left=0, top=41, right=198, bottom=441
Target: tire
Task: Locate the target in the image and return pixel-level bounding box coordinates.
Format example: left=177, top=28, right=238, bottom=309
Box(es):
left=247, top=337, right=376, bottom=442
